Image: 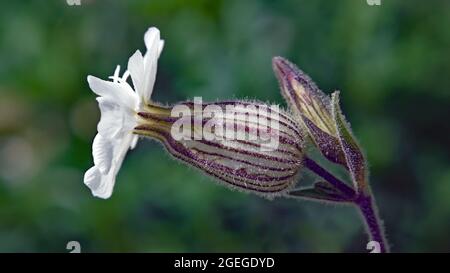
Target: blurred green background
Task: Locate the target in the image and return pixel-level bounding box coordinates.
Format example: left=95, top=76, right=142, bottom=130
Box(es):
left=0, top=0, right=449, bottom=252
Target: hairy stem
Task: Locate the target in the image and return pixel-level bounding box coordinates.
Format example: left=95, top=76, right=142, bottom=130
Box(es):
left=303, top=156, right=389, bottom=253
left=356, top=194, right=389, bottom=253
left=303, top=156, right=355, bottom=198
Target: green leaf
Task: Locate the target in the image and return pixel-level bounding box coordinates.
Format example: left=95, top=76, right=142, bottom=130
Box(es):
left=288, top=181, right=351, bottom=203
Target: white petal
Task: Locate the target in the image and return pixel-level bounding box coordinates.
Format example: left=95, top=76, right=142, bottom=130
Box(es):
left=144, top=27, right=160, bottom=51
left=87, top=75, right=137, bottom=110
left=113, top=134, right=134, bottom=168
left=130, top=135, right=139, bottom=149
left=83, top=165, right=115, bottom=199
left=142, top=54, right=157, bottom=101
left=97, top=98, right=124, bottom=138
left=158, top=40, right=164, bottom=56
left=142, top=28, right=162, bottom=101
left=97, top=98, right=136, bottom=139
left=84, top=134, right=134, bottom=199
left=127, top=50, right=145, bottom=101
left=84, top=166, right=102, bottom=191
left=92, top=134, right=113, bottom=174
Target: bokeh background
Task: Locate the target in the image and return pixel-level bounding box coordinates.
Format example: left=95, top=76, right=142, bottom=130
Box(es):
left=0, top=0, right=449, bottom=252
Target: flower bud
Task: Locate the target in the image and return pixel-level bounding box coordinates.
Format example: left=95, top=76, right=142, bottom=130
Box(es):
left=273, top=56, right=368, bottom=193
left=272, top=56, right=347, bottom=167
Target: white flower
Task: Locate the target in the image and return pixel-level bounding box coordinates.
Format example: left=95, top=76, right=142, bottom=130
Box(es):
left=83, top=27, right=164, bottom=199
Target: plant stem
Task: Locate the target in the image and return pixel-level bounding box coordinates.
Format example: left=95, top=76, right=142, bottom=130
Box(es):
left=303, top=156, right=389, bottom=252
left=356, top=193, right=389, bottom=253
left=303, top=156, right=355, bottom=198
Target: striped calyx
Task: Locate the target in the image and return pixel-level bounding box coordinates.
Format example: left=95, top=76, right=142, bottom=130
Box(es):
left=134, top=100, right=305, bottom=198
